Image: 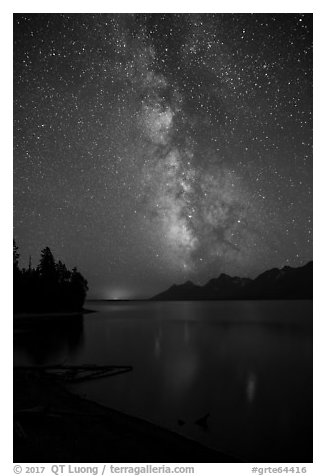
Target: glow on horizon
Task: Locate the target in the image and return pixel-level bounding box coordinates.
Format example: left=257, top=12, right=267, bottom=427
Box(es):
left=103, top=287, right=138, bottom=300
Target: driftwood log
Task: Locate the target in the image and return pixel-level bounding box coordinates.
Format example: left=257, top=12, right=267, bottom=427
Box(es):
left=14, top=364, right=133, bottom=383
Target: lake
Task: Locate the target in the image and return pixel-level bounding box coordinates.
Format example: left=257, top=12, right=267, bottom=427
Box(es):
left=14, top=300, right=313, bottom=462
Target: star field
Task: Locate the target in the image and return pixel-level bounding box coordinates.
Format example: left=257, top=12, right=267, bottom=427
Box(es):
left=14, top=13, right=312, bottom=298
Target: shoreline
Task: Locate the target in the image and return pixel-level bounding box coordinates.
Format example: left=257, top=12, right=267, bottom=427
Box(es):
left=13, top=308, right=95, bottom=320
left=14, top=367, right=239, bottom=463
left=86, top=298, right=313, bottom=302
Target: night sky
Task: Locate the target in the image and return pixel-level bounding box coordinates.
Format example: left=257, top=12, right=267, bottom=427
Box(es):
left=13, top=13, right=312, bottom=299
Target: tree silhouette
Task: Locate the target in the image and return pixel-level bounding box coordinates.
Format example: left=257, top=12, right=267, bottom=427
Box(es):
left=13, top=240, right=20, bottom=271
left=70, top=267, right=88, bottom=309
left=13, top=241, right=88, bottom=313
left=56, top=260, right=70, bottom=283
left=38, top=247, right=56, bottom=281
left=13, top=240, right=22, bottom=312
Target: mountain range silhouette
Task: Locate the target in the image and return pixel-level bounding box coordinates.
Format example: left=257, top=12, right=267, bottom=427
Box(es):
left=152, top=261, right=312, bottom=300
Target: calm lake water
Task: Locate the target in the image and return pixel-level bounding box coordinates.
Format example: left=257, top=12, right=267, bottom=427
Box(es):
left=14, top=300, right=313, bottom=462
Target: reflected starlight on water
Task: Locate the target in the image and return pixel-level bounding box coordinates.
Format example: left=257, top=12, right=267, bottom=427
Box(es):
left=14, top=297, right=312, bottom=462
left=246, top=372, right=257, bottom=404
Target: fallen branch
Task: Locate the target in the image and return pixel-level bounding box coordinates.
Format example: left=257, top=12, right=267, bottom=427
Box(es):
left=14, top=364, right=133, bottom=383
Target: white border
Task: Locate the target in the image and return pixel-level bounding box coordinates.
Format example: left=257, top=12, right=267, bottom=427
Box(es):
left=3, top=3, right=324, bottom=475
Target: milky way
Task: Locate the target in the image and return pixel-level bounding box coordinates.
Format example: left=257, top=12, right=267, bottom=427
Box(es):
left=138, top=62, right=264, bottom=273
left=14, top=14, right=312, bottom=298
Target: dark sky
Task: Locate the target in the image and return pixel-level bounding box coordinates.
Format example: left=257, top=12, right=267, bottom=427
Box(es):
left=13, top=13, right=312, bottom=299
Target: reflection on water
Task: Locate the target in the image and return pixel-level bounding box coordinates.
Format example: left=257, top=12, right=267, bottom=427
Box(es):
left=14, top=315, right=84, bottom=365
left=14, top=301, right=312, bottom=462
left=246, top=372, right=257, bottom=404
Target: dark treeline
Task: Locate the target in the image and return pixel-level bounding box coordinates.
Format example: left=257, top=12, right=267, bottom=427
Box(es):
left=14, top=241, right=88, bottom=313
